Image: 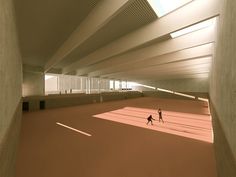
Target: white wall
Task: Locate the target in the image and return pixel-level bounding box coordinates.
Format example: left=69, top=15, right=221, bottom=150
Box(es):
left=0, top=0, right=22, bottom=176
left=45, top=76, right=58, bottom=92
left=55, top=75, right=110, bottom=93
left=209, top=0, right=236, bottom=176
left=22, top=71, right=44, bottom=96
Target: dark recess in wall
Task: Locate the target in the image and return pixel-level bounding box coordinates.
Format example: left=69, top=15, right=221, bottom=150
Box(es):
left=40, top=100, right=45, bottom=110
left=22, top=102, right=29, bottom=111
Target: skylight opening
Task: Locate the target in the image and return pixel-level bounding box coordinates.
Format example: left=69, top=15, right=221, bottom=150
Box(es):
left=198, top=97, right=209, bottom=102
left=157, top=88, right=173, bottom=93
left=147, top=0, right=192, bottom=17
left=173, top=92, right=195, bottom=99
left=170, top=17, right=216, bottom=38
left=132, top=83, right=156, bottom=90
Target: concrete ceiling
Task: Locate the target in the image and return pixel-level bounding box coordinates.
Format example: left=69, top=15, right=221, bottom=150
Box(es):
left=15, top=0, right=100, bottom=66
left=53, top=0, right=157, bottom=68
left=16, top=0, right=220, bottom=82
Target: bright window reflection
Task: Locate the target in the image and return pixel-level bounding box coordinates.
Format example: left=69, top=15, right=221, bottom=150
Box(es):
left=45, top=74, right=56, bottom=80
left=122, top=81, right=127, bottom=89
left=147, top=0, right=192, bottom=17
left=115, top=81, right=120, bottom=90
left=109, top=80, right=114, bottom=89
left=45, top=74, right=58, bottom=93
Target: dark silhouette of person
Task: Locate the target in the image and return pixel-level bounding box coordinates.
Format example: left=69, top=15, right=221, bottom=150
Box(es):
left=146, top=115, right=155, bottom=125
left=158, top=108, right=164, bottom=123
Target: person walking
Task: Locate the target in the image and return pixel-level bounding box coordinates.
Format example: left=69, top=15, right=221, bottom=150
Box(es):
left=158, top=108, right=164, bottom=123
left=146, top=115, right=155, bottom=125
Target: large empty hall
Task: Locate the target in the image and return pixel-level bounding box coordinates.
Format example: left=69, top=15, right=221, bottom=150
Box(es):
left=0, top=0, right=236, bottom=177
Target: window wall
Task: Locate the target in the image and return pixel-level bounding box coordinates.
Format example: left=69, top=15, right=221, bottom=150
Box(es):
left=45, top=74, right=111, bottom=95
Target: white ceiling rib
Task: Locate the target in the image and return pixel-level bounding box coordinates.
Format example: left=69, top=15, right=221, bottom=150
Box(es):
left=53, top=0, right=157, bottom=69
left=87, top=44, right=213, bottom=78
left=16, top=0, right=220, bottom=82
left=44, top=0, right=134, bottom=72
left=63, top=0, right=220, bottom=74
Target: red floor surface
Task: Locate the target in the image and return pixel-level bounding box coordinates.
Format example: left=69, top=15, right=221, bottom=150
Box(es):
left=16, top=97, right=217, bottom=177
left=94, top=106, right=213, bottom=143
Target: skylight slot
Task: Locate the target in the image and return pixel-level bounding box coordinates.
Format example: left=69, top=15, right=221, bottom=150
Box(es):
left=198, top=97, right=209, bottom=102
left=170, top=17, right=216, bottom=38
left=157, top=88, right=174, bottom=93
left=147, top=0, right=192, bottom=17
left=131, top=82, right=156, bottom=90
left=173, top=92, right=195, bottom=99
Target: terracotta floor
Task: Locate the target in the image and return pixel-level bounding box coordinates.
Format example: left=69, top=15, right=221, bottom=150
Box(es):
left=16, top=97, right=217, bottom=177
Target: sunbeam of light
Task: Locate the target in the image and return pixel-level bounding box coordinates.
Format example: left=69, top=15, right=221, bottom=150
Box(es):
left=56, top=122, right=92, bottom=137
left=93, top=107, right=213, bottom=143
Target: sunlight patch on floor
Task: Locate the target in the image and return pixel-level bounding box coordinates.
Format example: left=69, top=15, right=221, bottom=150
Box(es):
left=93, top=107, right=213, bottom=143
left=56, top=122, right=92, bottom=137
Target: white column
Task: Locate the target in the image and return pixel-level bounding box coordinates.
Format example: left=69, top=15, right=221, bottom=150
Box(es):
left=113, top=80, right=115, bottom=91
left=88, top=77, right=91, bottom=94
left=98, top=78, right=101, bottom=93
left=119, top=80, right=122, bottom=91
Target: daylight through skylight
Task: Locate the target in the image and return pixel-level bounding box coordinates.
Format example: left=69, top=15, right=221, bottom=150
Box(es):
left=147, top=0, right=192, bottom=17
left=170, top=17, right=216, bottom=38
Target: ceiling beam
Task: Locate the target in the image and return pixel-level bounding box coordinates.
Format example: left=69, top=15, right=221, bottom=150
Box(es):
left=76, top=43, right=213, bottom=76
left=87, top=27, right=214, bottom=77
left=23, top=64, right=44, bottom=73
left=108, top=69, right=209, bottom=80
left=106, top=73, right=210, bottom=82
left=101, top=56, right=212, bottom=80
left=102, top=60, right=211, bottom=78
left=44, top=0, right=133, bottom=72
left=63, top=0, right=220, bottom=74
left=46, top=68, right=62, bottom=74
left=88, top=44, right=213, bottom=77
